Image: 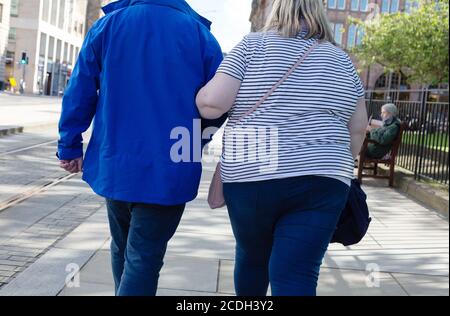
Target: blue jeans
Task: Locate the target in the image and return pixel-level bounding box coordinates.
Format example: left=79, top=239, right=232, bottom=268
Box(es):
left=106, top=199, right=185, bottom=296
left=223, top=176, right=350, bottom=296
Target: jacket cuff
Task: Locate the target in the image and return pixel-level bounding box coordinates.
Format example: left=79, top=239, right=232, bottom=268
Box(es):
left=57, top=146, right=83, bottom=161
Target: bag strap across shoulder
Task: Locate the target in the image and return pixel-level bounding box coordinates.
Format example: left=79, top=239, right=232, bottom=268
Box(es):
left=235, top=40, right=320, bottom=125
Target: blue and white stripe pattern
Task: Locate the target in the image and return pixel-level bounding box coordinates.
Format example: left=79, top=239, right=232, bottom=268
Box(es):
left=217, top=30, right=365, bottom=184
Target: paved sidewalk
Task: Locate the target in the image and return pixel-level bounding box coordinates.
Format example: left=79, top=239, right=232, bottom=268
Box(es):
left=1, top=156, right=448, bottom=296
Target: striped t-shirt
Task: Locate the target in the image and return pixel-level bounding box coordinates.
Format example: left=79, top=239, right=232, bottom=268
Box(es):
left=217, top=30, right=365, bottom=185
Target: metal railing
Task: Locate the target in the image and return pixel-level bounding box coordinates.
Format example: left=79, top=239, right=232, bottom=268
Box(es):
left=365, top=89, right=449, bottom=185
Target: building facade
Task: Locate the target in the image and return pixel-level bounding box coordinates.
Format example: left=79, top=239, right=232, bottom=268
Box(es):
left=0, top=0, right=11, bottom=91
left=7, top=0, right=88, bottom=95
left=86, top=0, right=112, bottom=32
left=249, top=0, right=421, bottom=91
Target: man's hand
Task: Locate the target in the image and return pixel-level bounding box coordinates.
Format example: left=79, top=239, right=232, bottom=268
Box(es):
left=60, top=157, right=83, bottom=174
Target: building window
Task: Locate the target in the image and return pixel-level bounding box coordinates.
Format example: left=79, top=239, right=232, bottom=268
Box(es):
left=50, top=0, right=58, bottom=25
left=58, top=0, right=65, bottom=29
left=347, top=24, right=357, bottom=48
left=360, top=0, right=369, bottom=12
left=69, top=44, right=74, bottom=65
left=328, top=0, right=337, bottom=9
left=41, top=0, right=49, bottom=22
left=10, top=0, right=19, bottom=17
left=390, top=0, right=399, bottom=12
left=405, top=0, right=419, bottom=13
left=48, top=36, right=55, bottom=60
left=334, top=23, right=344, bottom=45
left=337, top=0, right=346, bottom=10
left=67, top=0, right=74, bottom=33
left=56, top=39, right=62, bottom=63
left=381, top=0, right=390, bottom=13
left=39, top=33, right=47, bottom=58
left=63, top=43, right=68, bottom=63
left=356, top=27, right=364, bottom=45
left=382, top=0, right=400, bottom=13
left=351, top=0, right=369, bottom=12
left=8, top=28, right=16, bottom=41
left=6, top=51, right=15, bottom=63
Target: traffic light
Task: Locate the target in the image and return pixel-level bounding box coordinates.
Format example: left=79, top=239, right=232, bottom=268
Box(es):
left=20, top=51, right=29, bottom=65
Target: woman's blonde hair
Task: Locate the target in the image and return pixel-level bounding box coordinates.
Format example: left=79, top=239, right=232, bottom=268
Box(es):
left=265, top=0, right=335, bottom=44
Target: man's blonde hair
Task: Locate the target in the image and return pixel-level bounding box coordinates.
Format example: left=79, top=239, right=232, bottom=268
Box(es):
left=265, top=0, right=335, bottom=43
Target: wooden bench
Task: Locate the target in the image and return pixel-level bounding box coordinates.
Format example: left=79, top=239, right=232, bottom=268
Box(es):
left=357, top=120, right=407, bottom=187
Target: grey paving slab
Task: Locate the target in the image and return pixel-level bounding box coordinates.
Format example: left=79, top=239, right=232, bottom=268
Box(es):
left=167, top=231, right=235, bottom=260
left=157, top=289, right=228, bottom=296
left=159, top=254, right=220, bottom=293
left=0, top=201, right=64, bottom=244
left=68, top=249, right=221, bottom=294
left=317, top=268, right=408, bottom=296
left=101, top=238, right=111, bottom=251
left=54, top=207, right=109, bottom=251
left=323, top=252, right=449, bottom=277
left=0, top=199, right=106, bottom=294
left=177, top=208, right=233, bottom=237
left=75, top=250, right=114, bottom=286
left=217, top=260, right=235, bottom=295
left=58, top=281, right=114, bottom=296
left=0, top=247, right=95, bottom=296
left=392, top=273, right=449, bottom=296
left=0, top=179, right=92, bottom=243
left=218, top=261, right=409, bottom=296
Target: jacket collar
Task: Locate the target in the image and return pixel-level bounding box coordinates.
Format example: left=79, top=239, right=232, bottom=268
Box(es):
left=383, top=117, right=400, bottom=127
left=102, top=0, right=212, bottom=29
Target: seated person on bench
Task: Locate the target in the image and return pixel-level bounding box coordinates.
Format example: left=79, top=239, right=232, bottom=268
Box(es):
left=365, top=103, right=402, bottom=159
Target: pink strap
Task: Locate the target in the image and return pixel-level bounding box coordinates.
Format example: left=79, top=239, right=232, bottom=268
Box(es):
left=236, top=41, right=319, bottom=125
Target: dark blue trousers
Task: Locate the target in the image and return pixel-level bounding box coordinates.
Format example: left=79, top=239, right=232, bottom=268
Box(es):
left=106, top=199, right=185, bottom=296
left=223, top=175, right=350, bottom=296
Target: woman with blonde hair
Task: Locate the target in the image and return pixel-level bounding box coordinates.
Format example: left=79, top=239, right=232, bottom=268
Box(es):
left=196, top=0, right=368, bottom=296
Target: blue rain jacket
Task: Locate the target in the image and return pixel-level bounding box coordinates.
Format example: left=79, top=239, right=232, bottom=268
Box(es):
left=58, top=0, right=225, bottom=205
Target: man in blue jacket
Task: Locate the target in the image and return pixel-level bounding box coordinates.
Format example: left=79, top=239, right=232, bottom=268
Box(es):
left=57, top=0, right=225, bottom=296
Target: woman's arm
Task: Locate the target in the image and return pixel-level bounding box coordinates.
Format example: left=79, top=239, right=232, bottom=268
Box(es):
left=196, top=73, right=242, bottom=119
left=348, top=98, right=369, bottom=159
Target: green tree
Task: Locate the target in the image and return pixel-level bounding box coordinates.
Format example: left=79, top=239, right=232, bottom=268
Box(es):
left=350, top=0, right=449, bottom=86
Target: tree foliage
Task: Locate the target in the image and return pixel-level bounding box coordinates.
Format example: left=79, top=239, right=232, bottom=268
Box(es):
left=350, top=0, right=449, bottom=86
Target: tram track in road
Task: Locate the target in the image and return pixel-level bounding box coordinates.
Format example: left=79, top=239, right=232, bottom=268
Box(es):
left=0, top=139, right=57, bottom=157
left=0, top=173, right=78, bottom=213
left=0, top=137, right=80, bottom=213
